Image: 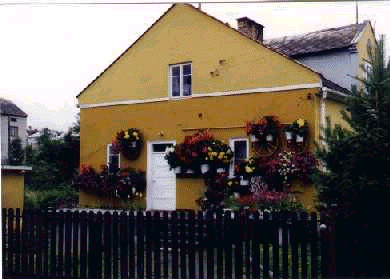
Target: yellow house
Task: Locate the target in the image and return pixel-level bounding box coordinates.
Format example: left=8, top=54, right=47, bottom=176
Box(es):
left=76, top=4, right=373, bottom=211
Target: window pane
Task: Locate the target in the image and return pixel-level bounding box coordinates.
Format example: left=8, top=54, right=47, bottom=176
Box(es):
left=153, top=143, right=173, bottom=153
left=10, top=126, right=18, bottom=137
left=183, top=75, right=192, bottom=96
left=171, top=66, right=180, bottom=76
left=183, top=64, right=191, bottom=75
left=171, top=76, right=180, bottom=96
left=234, top=140, right=247, bottom=161
left=110, top=155, right=119, bottom=167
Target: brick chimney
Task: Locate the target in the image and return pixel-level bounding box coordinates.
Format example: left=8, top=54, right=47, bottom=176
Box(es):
left=237, top=17, right=264, bottom=42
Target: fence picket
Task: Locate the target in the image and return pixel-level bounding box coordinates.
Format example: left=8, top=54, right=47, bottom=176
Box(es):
left=112, top=211, right=119, bottom=278
left=282, top=211, right=289, bottom=279
left=103, top=211, right=113, bottom=279
left=136, top=211, right=145, bottom=279
left=252, top=211, right=261, bottom=279
left=272, top=212, right=280, bottom=279
left=206, top=211, right=215, bottom=279
left=291, top=212, right=299, bottom=279
left=48, top=209, right=57, bottom=276
left=2, top=209, right=8, bottom=274
left=128, top=211, right=136, bottom=278
left=171, top=211, right=179, bottom=279
left=235, top=211, right=244, bottom=279
left=300, top=212, right=309, bottom=279
left=79, top=211, right=88, bottom=279
left=188, top=210, right=196, bottom=279
left=162, top=211, right=169, bottom=279
left=72, top=211, right=80, bottom=279
left=119, top=211, right=129, bottom=279
left=153, top=211, right=161, bottom=279
left=64, top=211, right=73, bottom=276
left=263, top=212, right=271, bottom=279
left=145, top=211, right=153, bottom=278
left=224, top=211, right=233, bottom=279
left=7, top=208, right=15, bottom=273
left=310, top=212, right=319, bottom=279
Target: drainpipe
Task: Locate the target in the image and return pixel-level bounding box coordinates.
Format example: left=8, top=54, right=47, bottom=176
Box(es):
left=320, top=87, right=328, bottom=145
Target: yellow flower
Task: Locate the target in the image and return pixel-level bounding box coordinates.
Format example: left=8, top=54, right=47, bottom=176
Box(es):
left=297, top=118, right=305, bottom=127
left=135, top=136, right=139, bottom=140
left=124, top=132, right=130, bottom=139
left=132, top=131, right=138, bottom=136
left=245, top=166, right=253, bottom=173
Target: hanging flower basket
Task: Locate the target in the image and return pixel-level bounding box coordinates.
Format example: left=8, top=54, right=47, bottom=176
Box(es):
left=284, top=119, right=309, bottom=145
left=246, top=116, right=281, bottom=144
left=113, top=128, right=143, bottom=160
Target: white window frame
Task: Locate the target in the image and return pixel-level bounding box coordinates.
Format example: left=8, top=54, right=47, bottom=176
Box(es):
left=362, top=61, right=372, bottom=81
left=168, top=62, right=192, bottom=98
left=229, top=138, right=249, bottom=177
left=107, top=144, right=120, bottom=169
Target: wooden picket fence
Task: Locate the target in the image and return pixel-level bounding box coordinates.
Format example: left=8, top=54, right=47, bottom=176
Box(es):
left=2, top=208, right=327, bottom=279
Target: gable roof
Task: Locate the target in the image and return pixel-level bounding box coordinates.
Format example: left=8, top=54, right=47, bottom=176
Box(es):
left=265, top=21, right=369, bottom=57
left=77, top=3, right=321, bottom=100
left=0, top=98, right=27, bottom=118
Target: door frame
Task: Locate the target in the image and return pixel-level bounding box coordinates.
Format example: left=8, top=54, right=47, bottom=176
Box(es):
left=146, top=140, right=176, bottom=211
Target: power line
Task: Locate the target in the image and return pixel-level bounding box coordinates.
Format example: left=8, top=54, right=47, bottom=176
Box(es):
left=0, top=0, right=349, bottom=6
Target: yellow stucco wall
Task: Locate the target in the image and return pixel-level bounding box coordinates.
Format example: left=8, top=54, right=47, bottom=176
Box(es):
left=77, top=3, right=322, bottom=210
left=355, top=23, right=376, bottom=81
left=326, top=99, right=349, bottom=129
left=78, top=4, right=319, bottom=105
left=1, top=173, right=25, bottom=209
left=79, top=88, right=320, bottom=209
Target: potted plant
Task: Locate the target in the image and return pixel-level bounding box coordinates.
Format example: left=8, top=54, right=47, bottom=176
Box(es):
left=284, top=118, right=309, bottom=144
left=203, top=140, right=233, bottom=172
left=112, top=128, right=143, bottom=160
left=164, top=145, right=184, bottom=173
left=246, top=116, right=281, bottom=144
left=235, top=157, right=259, bottom=185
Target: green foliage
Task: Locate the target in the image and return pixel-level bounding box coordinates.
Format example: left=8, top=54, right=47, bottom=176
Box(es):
left=24, top=185, right=77, bottom=209
left=26, top=131, right=79, bottom=189
left=317, top=36, right=390, bottom=218
left=24, top=126, right=80, bottom=209
left=8, top=138, right=24, bottom=165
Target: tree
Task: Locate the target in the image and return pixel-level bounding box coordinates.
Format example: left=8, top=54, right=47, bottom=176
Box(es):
left=8, top=138, right=24, bottom=165
left=317, top=36, right=390, bottom=277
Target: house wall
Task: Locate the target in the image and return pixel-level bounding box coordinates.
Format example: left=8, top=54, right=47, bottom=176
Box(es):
left=297, top=51, right=358, bottom=91
left=77, top=4, right=319, bottom=106
left=1, top=173, right=25, bottom=209
left=355, top=23, right=377, bottom=80
left=79, top=87, right=320, bottom=210
left=1, top=115, right=27, bottom=163
left=326, top=99, right=349, bottom=129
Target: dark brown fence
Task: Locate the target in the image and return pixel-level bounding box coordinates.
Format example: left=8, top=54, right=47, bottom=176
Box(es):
left=2, top=208, right=325, bottom=279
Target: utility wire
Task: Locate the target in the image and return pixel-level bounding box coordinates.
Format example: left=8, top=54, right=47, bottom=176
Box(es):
left=0, top=0, right=347, bottom=6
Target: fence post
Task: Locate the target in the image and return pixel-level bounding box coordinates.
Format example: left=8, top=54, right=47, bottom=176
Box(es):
left=320, top=207, right=337, bottom=279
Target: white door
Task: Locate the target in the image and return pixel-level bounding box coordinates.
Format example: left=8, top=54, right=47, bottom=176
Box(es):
left=147, top=141, right=176, bottom=210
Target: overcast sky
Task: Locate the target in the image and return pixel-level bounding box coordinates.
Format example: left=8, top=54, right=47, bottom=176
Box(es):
left=1, top=0, right=389, bottom=132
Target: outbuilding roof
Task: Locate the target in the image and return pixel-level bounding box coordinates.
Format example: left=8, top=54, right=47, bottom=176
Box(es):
left=0, top=98, right=27, bottom=118
left=265, top=21, right=369, bottom=57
